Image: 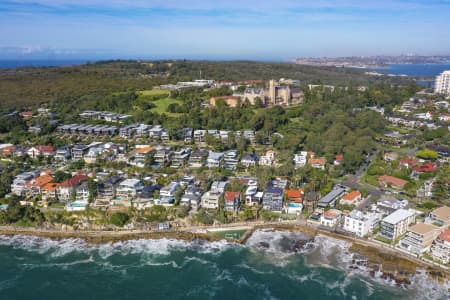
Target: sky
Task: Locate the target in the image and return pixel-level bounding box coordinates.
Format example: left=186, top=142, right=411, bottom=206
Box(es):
left=0, top=0, right=450, bottom=60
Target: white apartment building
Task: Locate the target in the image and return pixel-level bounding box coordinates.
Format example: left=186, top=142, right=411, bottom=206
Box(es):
left=344, top=210, right=381, bottom=237
left=380, top=209, right=415, bottom=240
left=435, top=70, right=450, bottom=96
left=399, top=223, right=442, bottom=255
left=116, top=179, right=144, bottom=200
left=201, top=181, right=227, bottom=209
left=293, top=151, right=307, bottom=168
left=430, top=229, right=450, bottom=264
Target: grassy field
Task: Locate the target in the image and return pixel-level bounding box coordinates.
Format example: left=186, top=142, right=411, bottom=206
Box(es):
left=138, top=89, right=170, bottom=97
left=137, top=89, right=181, bottom=115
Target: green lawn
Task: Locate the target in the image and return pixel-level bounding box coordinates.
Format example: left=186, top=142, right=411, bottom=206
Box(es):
left=138, top=89, right=170, bottom=97
left=137, top=89, right=181, bottom=115
left=151, top=97, right=182, bottom=114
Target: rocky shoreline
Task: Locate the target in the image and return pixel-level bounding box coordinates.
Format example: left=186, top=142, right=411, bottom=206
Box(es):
left=240, top=224, right=450, bottom=288
left=1, top=224, right=449, bottom=289
left=0, top=226, right=222, bottom=244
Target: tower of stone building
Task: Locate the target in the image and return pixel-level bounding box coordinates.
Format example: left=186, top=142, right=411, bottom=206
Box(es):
left=269, top=80, right=276, bottom=105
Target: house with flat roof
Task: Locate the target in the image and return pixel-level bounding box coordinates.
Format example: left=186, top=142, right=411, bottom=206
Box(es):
left=430, top=229, right=450, bottom=264
left=193, top=130, right=206, bottom=143
left=262, top=187, right=284, bottom=212
left=154, top=148, right=173, bottom=168
left=11, top=171, right=40, bottom=196
left=71, top=144, right=90, bottom=161
left=157, top=182, right=181, bottom=206
left=320, top=209, right=342, bottom=227
left=344, top=210, right=381, bottom=237
left=171, top=148, right=191, bottom=168
left=206, top=151, right=224, bottom=168
left=259, top=150, right=276, bottom=167
left=426, top=206, right=450, bottom=227
left=188, top=149, right=208, bottom=168
left=54, top=146, right=72, bottom=162
left=399, top=223, right=442, bottom=255
left=380, top=209, right=415, bottom=240
left=201, top=181, right=227, bottom=209
left=224, top=150, right=239, bottom=170
left=293, top=151, right=308, bottom=168
left=97, top=176, right=123, bottom=201
left=181, top=184, right=202, bottom=210
left=116, top=179, right=144, bottom=200
left=241, top=153, right=259, bottom=168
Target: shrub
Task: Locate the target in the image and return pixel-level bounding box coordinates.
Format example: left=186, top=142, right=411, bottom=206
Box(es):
left=109, top=212, right=130, bottom=227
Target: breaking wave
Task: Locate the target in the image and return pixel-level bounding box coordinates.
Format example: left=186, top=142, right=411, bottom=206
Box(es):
left=0, top=231, right=448, bottom=300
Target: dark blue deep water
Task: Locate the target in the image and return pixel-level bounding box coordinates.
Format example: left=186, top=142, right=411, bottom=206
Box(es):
left=0, top=231, right=447, bottom=300
left=0, top=59, right=92, bottom=68
left=371, top=63, right=450, bottom=77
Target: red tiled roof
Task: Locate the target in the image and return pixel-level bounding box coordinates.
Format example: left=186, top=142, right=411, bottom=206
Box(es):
left=399, top=158, right=418, bottom=167
left=2, top=145, right=16, bottom=155
left=378, top=175, right=408, bottom=188
left=286, top=189, right=304, bottom=203
left=309, top=158, right=326, bottom=165
left=438, top=229, right=450, bottom=243
left=43, top=182, right=59, bottom=191
left=285, top=189, right=304, bottom=198
left=413, top=162, right=438, bottom=173
left=224, top=191, right=240, bottom=202
left=335, top=154, right=344, bottom=161
left=35, top=145, right=56, bottom=153
left=59, top=174, right=89, bottom=188
left=26, top=175, right=53, bottom=188
left=136, top=146, right=154, bottom=154
left=342, top=191, right=361, bottom=201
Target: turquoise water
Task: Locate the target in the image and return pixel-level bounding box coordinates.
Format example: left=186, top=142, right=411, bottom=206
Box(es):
left=69, top=201, right=88, bottom=207
left=0, top=204, right=8, bottom=210
left=0, top=230, right=447, bottom=300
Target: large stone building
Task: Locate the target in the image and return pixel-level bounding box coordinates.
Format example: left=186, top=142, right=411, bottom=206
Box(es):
left=242, top=80, right=303, bottom=106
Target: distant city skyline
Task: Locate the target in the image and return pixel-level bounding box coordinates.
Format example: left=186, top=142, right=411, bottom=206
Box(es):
left=1, top=0, right=450, bottom=60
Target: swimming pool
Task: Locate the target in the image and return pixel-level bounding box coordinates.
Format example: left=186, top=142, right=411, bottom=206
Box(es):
left=0, top=204, right=8, bottom=210
left=69, top=201, right=88, bottom=207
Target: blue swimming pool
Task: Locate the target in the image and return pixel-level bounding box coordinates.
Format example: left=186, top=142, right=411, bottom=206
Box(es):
left=0, top=204, right=8, bottom=210
left=69, top=201, right=88, bottom=207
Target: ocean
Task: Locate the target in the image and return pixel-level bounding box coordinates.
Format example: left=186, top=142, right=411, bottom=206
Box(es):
left=0, top=59, right=93, bottom=68
left=370, top=63, right=450, bottom=77
left=0, top=230, right=447, bottom=300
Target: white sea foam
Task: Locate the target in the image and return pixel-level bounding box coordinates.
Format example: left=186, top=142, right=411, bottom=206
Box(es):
left=0, top=235, right=237, bottom=258
left=304, top=234, right=353, bottom=268
left=405, top=269, right=449, bottom=300
left=245, top=229, right=314, bottom=266
left=0, top=235, right=87, bottom=256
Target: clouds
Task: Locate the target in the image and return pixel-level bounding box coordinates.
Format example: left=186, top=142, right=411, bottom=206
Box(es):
left=0, top=0, right=449, bottom=59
